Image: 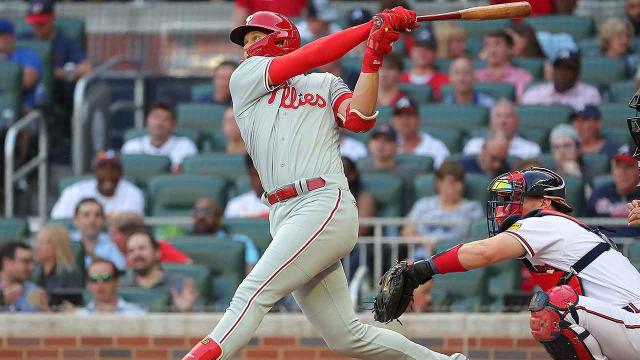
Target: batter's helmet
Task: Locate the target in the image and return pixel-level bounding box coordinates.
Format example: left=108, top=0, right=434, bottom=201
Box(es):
left=230, top=12, right=301, bottom=58
left=487, top=167, right=573, bottom=236
left=628, top=88, right=640, bottom=163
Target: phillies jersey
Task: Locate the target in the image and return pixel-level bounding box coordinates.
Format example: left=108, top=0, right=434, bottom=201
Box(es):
left=504, top=214, right=640, bottom=308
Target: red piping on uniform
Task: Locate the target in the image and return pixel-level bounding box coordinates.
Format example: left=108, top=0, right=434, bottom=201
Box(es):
left=505, top=230, right=535, bottom=256
left=219, top=190, right=343, bottom=344
left=574, top=306, right=640, bottom=329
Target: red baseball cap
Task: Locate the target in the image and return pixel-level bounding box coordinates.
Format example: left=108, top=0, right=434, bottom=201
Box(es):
left=25, top=0, right=54, bottom=25
left=613, top=143, right=636, bottom=166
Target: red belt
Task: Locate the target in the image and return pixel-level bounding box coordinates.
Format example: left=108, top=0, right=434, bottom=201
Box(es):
left=266, top=177, right=326, bottom=205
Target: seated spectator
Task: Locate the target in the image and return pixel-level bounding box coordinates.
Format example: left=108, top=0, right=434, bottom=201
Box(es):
left=342, top=156, right=375, bottom=236
left=628, top=0, right=640, bottom=35
left=434, top=22, right=467, bottom=60
left=339, top=130, right=368, bottom=161
left=121, top=228, right=199, bottom=312
left=232, top=0, right=306, bottom=27
left=296, top=0, right=341, bottom=43
left=0, top=242, right=47, bottom=312
left=549, top=124, right=595, bottom=187
left=459, top=131, right=510, bottom=177
left=598, top=17, right=639, bottom=70
left=463, top=99, right=540, bottom=159
left=196, top=60, right=237, bottom=105
left=222, top=107, right=246, bottom=155
left=402, top=160, right=483, bottom=258
left=411, top=282, right=433, bottom=313
left=522, top=49, right=602, bottom=111
left=193, top=197, right=259, bottom=273
left=344, top=8, right=372, bottom=59
left=505, top=22, right=545, bottom=59
left=76, top=259, right=144, bottom=315
left=70, top=198, right=126, bottom=270
left=377, top=53, right=406, bottom=107
left=399, top=29, right=449, bottom=101
left=475, top=30, right=532, bottom=101
left=361, top=125, right=424, bottom=178
left=33, top=225, right=84, bottom=308
left=51, top=150, right=145, bottom=219
left=391, top=96, right=450, bottom=168
left=570, top=104, right=619, bottom=158
left=121, top=102, right=198, bottom=173
left=442, top=57, right=495, bottom=109
left=109, top=213, right=191, bottom=264
left=224, top=154, right=269, bottom=219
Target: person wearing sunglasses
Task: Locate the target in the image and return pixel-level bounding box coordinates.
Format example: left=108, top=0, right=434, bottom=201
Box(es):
left=0, top=242, right=47, bottom=312
left=76, top=258, right=143, bottom=315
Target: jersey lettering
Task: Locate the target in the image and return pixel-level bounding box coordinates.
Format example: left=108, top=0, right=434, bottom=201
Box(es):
left=267, top=84, right=327, bottom=110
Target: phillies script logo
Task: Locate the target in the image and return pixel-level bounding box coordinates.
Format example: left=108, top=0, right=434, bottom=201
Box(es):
left=268, top=84, right=327, bottom=110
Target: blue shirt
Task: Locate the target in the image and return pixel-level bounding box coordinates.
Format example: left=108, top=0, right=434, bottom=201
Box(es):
left=11, top=48, right=42, bottom=109
left=70, top=231, right=126, bottom=270
left=0, top=280, right=42, bottom=312
left=214, top=229, right=259, bottom=265
left=21, top=31, right=86, bottom=68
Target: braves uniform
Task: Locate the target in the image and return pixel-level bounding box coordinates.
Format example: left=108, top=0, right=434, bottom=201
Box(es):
left=505, top=214, right=640, bottom=359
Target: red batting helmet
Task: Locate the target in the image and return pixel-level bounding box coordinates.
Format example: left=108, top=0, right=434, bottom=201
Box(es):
left=229, top=11, right=301, bottom=58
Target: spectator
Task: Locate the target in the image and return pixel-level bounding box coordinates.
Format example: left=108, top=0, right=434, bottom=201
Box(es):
left=549, top=124, right=589, bottom=180
left=51, top=150, right=145, bottom=219
left=570, top=104, right=619, bottom=158
left=476, top=30, right=533, bottom=101
left=121, top=228, right=199, bottom=312
left=296, top=0, right=341, bottom=43
left=339, top=130, right=368, bottom=161
left=362, top=125, right=410, bottom=175
left=391, top=96, right=450, bottom=169
left=71, top=198, right=126, bottom=270
left=505, top=22, right=545, bottom=59
left=233, top=0, right=307, bottom=27
left=587, top=145, right=640, bottom=217
left=224, top=154, right=270, bottom=219
left=33, top=225, right=84, bottom=308
left=459, top=131, right=510, bottom=177
left=0, top=242, right=47, bottom=312
left=342, top=156, right=375, bottom=236
left=411, top=282, right=433, bottom=312
left=442, top=57, right=495, bottom=109
left=222, top=107, right=246, bottom=155
left=108, top=213, right=191, bottom=264
left=433, top=22, right=467, bottom=60
left=399, top=29, right=449, bottom=101
left=463, top=99, right=540, bottom=159
left=522, top=49, right=602, bottom=111
left=196, top=60, right=237, bottom=105
left=598, top=17, right=639, bottom=70
left=377, top=52, right=406, bottom=107
left=76, top=259, right=144, bottom=315
left=315, top=60, right=359, bottom=91
left=344, top=8, right=372, bottom=59
left=628, top=0, right=640, bottom=35
left=121, top=102, right=198, bottom=173
left=193, top=197, right=259, bottom=273
left=402, top=160, right=483, bottom=256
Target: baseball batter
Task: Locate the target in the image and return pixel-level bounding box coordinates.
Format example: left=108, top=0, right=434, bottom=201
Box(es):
left=183, top=8, right=465, bottom=360
left=377, top=167, right=640, bottom=359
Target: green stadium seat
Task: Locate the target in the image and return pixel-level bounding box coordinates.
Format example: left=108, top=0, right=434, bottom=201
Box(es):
left=376, top=106, right=393, bottom=125
left=580, top=58, right=627, bottom=88
left=361, top=174, right=404, bottom=217
left=517, top=105, right=573, bottom=129
left=190, top=83, right=213, bottom=101
left=0, top=92, right=19, bottom=125
left=0, top=62, right=22, bottom=117
left=182, top=154, right=246, bottom=182
left=162, top=263, right=212, bottom=305
left=69, top=240, right=85, bottom=276
left=412, top=173, right=436, bottom=200
left=520, top=128, right=549, bottom=152
left=169, top=236, right=245, bottom=309
left=466, top=36, right=483, bottom=58
left=16, top=40, right=53, bottom=103
left=467, top=218, right=489, bottom=241
left=486, top=260, right=521, bottom=311
left=121, top=154, right=171, bottom=187
left=451, top=19, right=512, bottom=37
left=428, top=127, right=463, bottom=154
left=431, top=268, right=487, bottom=312
left=599, top=103, right=634, bottom=127
left=396, top=154, right=434, bottom=174
left=582, top=153, right=610, bottom=176
left=607, top=81, right=636, bottom=103
left=578, top=38, right=600, bottom=57
left=564, top=176, right=585, bottom=216
left=16, top=17, right=87, bottom=50
left=602, top=127, right=631, bottom=144
left=475, top=82, right=516, bottom=101
left=229, top=174, right=251, bottom=199
left=627, top=243, right=640, bottom=267
left=0, top=218, right=29, bottom=244
left=223, top=218, right=272, bottom=256
left=419, top=104, right=489, bottom=131
left=397, top=83, right=432, bottom=104
left=536, top=153, right=556, bottom=169
left=513, top=57, right=544, bottom=80
left=148, top=175, right=227, bottom=216
left=176, top=103, right=228, bottom=137
left=525, top=15, right=595, bottom=40
left=340, top=56, right=363, bottom=73
left=435, top=58, right=452, bottom=73
left=592, top=175, right=613, bottom=189
left=117, top=288, right=171, bottom=312
left=123, top=127, right=201, bottom=148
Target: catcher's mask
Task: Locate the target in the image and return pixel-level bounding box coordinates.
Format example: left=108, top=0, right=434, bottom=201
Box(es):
left=628, top=88, right=640, bottom=167
left=230, top=11, right=301, bottom=58
left=487, top=167, right=573, bottom=236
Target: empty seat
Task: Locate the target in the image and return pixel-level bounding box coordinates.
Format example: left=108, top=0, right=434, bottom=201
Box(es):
left=599, top=103, right=634, bottom=127
left=223, top=218, right=272, bottom=256
left=121, top=154, right=171, bottom=187
left=431, top=268, right=487, bottom=312
left=466, top=36, right=483, bottom=57
left=428, top=127, right=463, bottom=154
left=176, top=103, right=227, bottom=137
left=148, top=175, right=227, bottom=216
left=340, top=56, right=363, bottom=73
left=578, top=38, right=600, bottom=57
left=451, top=19, right=512, bottom=37
left=564, top=176, right=585, bottom=216
left=398, top=83, right=432, bottom=104
left=0, top=62, right=22, bottom=117
left=182, top=153, right=246, bottom=182
left=525, top=15, right=595, bottom=40
left=361, top=174, right=404, bottom=217
left=376, top=106, right=393, bottom=125
left=607, top=81, right=636, bottom=103
left=520, top=128, right=549, bottom=152
left=580, top=58, right=627, bottom=88
left=517, top=105, right=573, bottom=129
left=0, top=218, right=29, bottom=244
left=628, top=243, right=640, bottom=267
left=602, top=127, right=630, bottom=144
left=419, top=104, right=489, bottom=131
left=190, top=83, right=213, bottom=101
left=117, top=288, right=170, bottom=312
left=467, top=218, right=489, bottom=241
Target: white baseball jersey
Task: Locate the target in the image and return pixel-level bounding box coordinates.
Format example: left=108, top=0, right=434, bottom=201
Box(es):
left=51, top=179, right=145, bottom=219
left=121, top=135, right=198, bottom=169
left=229, top=56, right=351, bottom=193
left=224, top=191, right=269, bottom=219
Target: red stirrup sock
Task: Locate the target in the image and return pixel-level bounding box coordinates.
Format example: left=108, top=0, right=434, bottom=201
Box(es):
left=182, top=336, right=222, bottom=360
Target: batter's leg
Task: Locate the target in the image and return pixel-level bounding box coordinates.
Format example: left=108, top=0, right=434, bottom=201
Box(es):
left=293, top=261, right=453, bottom=360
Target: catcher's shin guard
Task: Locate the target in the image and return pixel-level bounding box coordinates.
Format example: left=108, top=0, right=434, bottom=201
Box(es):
left=182, top=336, right=222, bottom=360
left=528, top=286, right=602, bottom=360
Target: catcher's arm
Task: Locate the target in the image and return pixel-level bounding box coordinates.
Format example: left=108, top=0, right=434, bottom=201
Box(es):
left=456, top=233, right=527, bottom=269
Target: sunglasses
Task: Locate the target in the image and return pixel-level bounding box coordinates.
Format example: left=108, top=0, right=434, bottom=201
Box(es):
left=88, top=272, right=114, bottom=283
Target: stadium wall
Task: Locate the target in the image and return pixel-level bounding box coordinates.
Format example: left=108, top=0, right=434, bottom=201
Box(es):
left=0, top=313, right=551, bottom=359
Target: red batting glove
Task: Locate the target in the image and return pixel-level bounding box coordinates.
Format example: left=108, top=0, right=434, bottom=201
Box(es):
left=362, top=14, right=400, bottom=73
left=383, top=6, right=419, bottom=32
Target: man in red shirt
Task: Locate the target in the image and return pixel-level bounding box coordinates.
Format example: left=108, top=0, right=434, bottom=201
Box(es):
left=399, top=29, right=448, bottom=101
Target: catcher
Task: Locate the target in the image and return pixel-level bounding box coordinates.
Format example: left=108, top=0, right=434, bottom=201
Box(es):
left=627, top=88, right=640, bottom=226
left=375, top=166, right=640, bottom=359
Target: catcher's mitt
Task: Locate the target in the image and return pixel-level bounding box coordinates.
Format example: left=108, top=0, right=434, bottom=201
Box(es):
left=373, top=261, right=415, bottom=323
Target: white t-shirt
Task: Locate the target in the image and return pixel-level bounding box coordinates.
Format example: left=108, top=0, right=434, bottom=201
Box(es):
left=398, top=131, right=450, bottom=169
left=340, top=136, right=367, bottom=161
left=51, top=179, right=145, bottom=219
left=121, top=135, right=197, bottom=169
left=463, top=135, right=541, bottom=159
left=504, top=215, right=640, bottom=308
left=224, top=191, right=270, bottom=219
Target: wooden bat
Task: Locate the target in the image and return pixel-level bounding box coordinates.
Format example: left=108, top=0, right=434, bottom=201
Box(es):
left=416, top=1, right=532, bottom=22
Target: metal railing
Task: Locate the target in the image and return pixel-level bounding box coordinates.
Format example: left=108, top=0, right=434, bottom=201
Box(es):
left=4, top=110, right=48, bottom=220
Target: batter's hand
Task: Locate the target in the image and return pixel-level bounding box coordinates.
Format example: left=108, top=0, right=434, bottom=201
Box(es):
left=628, top=200, right=640, bottom=226
left=383, top=6, right=419, bottom=32
left=362, top=14, right=400, bottom=73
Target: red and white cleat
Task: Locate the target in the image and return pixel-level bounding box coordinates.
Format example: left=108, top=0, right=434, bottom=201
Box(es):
left=182, top=336, right=222, bottom=360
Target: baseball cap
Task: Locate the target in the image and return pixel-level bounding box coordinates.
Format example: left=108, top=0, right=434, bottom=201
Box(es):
left=94, top=149, right=122, bottom=168
left=371, top=124, right=397, bottom=142
left=0, top=18, right=14, bottom=35
left=413, top=29, right=437, bottom=49
left=26, top=0, right=55, bottom=25
left=393, top=96, right=418, bottom=115
left=613, top=143, right=636, bottom=166
left=570, top=104, right=601, bottom=121
left=552, top=48, right=580, bottom=68
left=347, top=8, right=372, bottom=27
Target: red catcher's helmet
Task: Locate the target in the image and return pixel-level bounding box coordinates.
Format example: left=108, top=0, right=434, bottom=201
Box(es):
left=230, top=12, right=301, bottom=58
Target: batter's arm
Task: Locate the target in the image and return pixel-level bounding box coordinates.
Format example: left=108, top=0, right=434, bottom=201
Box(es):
left=335, top=73, right=379, bottom=131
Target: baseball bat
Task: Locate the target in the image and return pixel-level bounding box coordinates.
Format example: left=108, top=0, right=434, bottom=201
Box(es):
left=416, top=1, right=532, bottom=22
